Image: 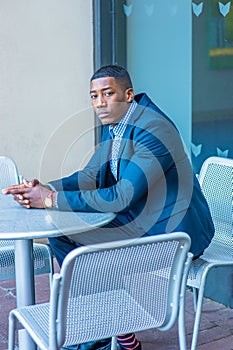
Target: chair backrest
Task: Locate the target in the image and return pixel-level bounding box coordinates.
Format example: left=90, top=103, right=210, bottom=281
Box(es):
left=0, top=156, right=19, bottom=189
left=50, top=232, right=191, bottom=348
left=198, top=156, right=233, bottom=258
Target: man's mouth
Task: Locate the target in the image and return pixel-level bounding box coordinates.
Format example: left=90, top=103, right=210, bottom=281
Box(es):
left=98, top=111, right=109, bottom=118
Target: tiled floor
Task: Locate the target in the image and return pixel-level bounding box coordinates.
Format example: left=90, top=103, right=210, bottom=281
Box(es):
left=0, top=259, right=233, bottom=350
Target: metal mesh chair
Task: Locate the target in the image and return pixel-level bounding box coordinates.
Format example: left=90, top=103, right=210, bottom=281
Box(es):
left=0, top=156, right=54, bottom=282
left=187, top=156, right=233, bottom=350
left=8, top=232, right=192, bottom=350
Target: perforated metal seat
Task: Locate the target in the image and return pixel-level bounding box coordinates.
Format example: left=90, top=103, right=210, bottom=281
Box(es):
left=8, top=233, right=192, bottom=350
left=0, top=156, right=54, bottom=282
left=187, top=156, right=233, bottom=350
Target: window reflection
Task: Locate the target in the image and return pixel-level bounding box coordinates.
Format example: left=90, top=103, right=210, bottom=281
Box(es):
left=192, top=0, right=233, bottom=173
left=117, top=0, right=232, bottom=173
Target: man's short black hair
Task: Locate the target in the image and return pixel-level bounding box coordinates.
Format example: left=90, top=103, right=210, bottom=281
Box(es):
left=90, top=65, right=133, bottom=90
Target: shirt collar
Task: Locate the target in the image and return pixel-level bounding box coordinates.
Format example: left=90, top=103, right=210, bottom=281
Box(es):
left=109, top=100, right=137, bottom=138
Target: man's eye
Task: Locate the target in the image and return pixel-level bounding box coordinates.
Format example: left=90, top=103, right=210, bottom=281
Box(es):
left=90, top=95, right=97, bottom=99
left=105, top=91, right=113, bottom=97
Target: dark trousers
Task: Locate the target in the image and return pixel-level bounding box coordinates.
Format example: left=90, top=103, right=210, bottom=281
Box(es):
left=49, top=214, right=147, bottom=266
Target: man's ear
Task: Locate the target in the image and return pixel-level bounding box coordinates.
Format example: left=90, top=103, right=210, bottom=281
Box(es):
left=126, top=88, right=135, bottom=103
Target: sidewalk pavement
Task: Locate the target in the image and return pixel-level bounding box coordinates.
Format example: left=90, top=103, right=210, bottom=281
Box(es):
left=0, top=259, right=232, bottom=350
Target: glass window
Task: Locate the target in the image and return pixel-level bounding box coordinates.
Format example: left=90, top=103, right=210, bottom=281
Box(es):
left=95, top=1, right=233, bottom=172
left=124, top=0, right=192, bottom=149
left=192, top=0, right=233, bottom=173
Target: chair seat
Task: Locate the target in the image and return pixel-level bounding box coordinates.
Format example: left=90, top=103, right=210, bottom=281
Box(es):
left=201, top=241, right=233, bottom=262
left=14, top=288, right=166, bottom=349
left=0, top=242, right=53, bottom=281
left=187, top=232, right=233, bottom=287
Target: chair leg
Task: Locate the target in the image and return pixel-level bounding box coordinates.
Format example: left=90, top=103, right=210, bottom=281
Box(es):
left=178, top=295, right=187, bottom=350
left=48, top=251, right=55, bottom=288
left=192, top=287, right=198, bottom=312
left=8, top=312, right=16, bottom=350
left=111, top=336, right=117, bottom=350
left=191, top=271, right=208, bottom=350
left=178, top=253, right=193, bottom=350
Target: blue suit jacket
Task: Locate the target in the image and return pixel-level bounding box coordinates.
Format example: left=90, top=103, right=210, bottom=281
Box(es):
left=50, top=93, right=214, bottom=257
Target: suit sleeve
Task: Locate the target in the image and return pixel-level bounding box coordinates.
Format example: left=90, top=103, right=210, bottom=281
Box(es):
left=52, top=117, right=184, bottom=213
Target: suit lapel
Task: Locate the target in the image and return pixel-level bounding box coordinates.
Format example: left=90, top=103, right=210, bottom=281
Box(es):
left=117, top=103, right=145, bottom=163
left=99, top=127, right=113, bottom=188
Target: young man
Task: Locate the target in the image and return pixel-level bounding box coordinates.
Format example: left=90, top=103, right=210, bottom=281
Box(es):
left=3, top=65, right=214, bottom=350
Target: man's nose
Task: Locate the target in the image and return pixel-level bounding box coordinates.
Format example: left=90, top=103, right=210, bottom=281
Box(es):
left=96, top=94, right=106, bottom=107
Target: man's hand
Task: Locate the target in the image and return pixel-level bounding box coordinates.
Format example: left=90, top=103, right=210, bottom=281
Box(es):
left=2, top=178, right=53, bottom=209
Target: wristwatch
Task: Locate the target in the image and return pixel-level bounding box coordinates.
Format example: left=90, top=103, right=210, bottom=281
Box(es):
left=44, top=190, right=55, bottom=208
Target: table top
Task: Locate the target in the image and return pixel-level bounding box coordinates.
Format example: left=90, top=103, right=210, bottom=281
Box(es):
left=0, top=194, right=116, bottom=240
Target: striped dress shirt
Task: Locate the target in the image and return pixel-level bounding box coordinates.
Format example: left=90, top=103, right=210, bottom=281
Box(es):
left=109, top=100, right=137, bottom=179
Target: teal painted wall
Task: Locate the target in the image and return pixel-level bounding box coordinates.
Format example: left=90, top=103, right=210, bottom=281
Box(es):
left=126, top=0, right=192, bottom=150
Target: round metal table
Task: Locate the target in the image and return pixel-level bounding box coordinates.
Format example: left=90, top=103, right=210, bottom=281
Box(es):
left=0, top=194, right=115, bottom=349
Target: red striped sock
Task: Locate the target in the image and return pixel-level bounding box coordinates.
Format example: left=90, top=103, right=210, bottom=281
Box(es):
left=117, top=333, right=140, bottom=349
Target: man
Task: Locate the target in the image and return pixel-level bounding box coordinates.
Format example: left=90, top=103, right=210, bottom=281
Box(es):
left=3, top=65, right=214, bottom=349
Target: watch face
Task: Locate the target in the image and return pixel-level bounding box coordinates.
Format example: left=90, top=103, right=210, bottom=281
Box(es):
left=45, top=197, right=52, bottom=208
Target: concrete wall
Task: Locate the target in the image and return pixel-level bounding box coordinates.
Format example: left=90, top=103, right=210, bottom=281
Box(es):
left=0, top=0, right=94, bottom=183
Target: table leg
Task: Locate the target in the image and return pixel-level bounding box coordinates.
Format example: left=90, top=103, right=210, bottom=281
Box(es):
left=14, top=239, right=37, bottom=350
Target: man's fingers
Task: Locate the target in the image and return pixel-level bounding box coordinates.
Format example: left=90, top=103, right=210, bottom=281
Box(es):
left=13, top=194, right=30, bottom=207
left=2, top=183, right=27, bottom=194
left=22, top=179, right=30, bottom=187
left=14, top=194, right=24, bottom=201
left=23, top=178, right=39, bottom=187
left=2, top=178, right=39, bottom=195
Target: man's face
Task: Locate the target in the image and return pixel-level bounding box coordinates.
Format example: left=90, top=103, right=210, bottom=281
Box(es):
left=90, top=77, right=134, bottom=125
